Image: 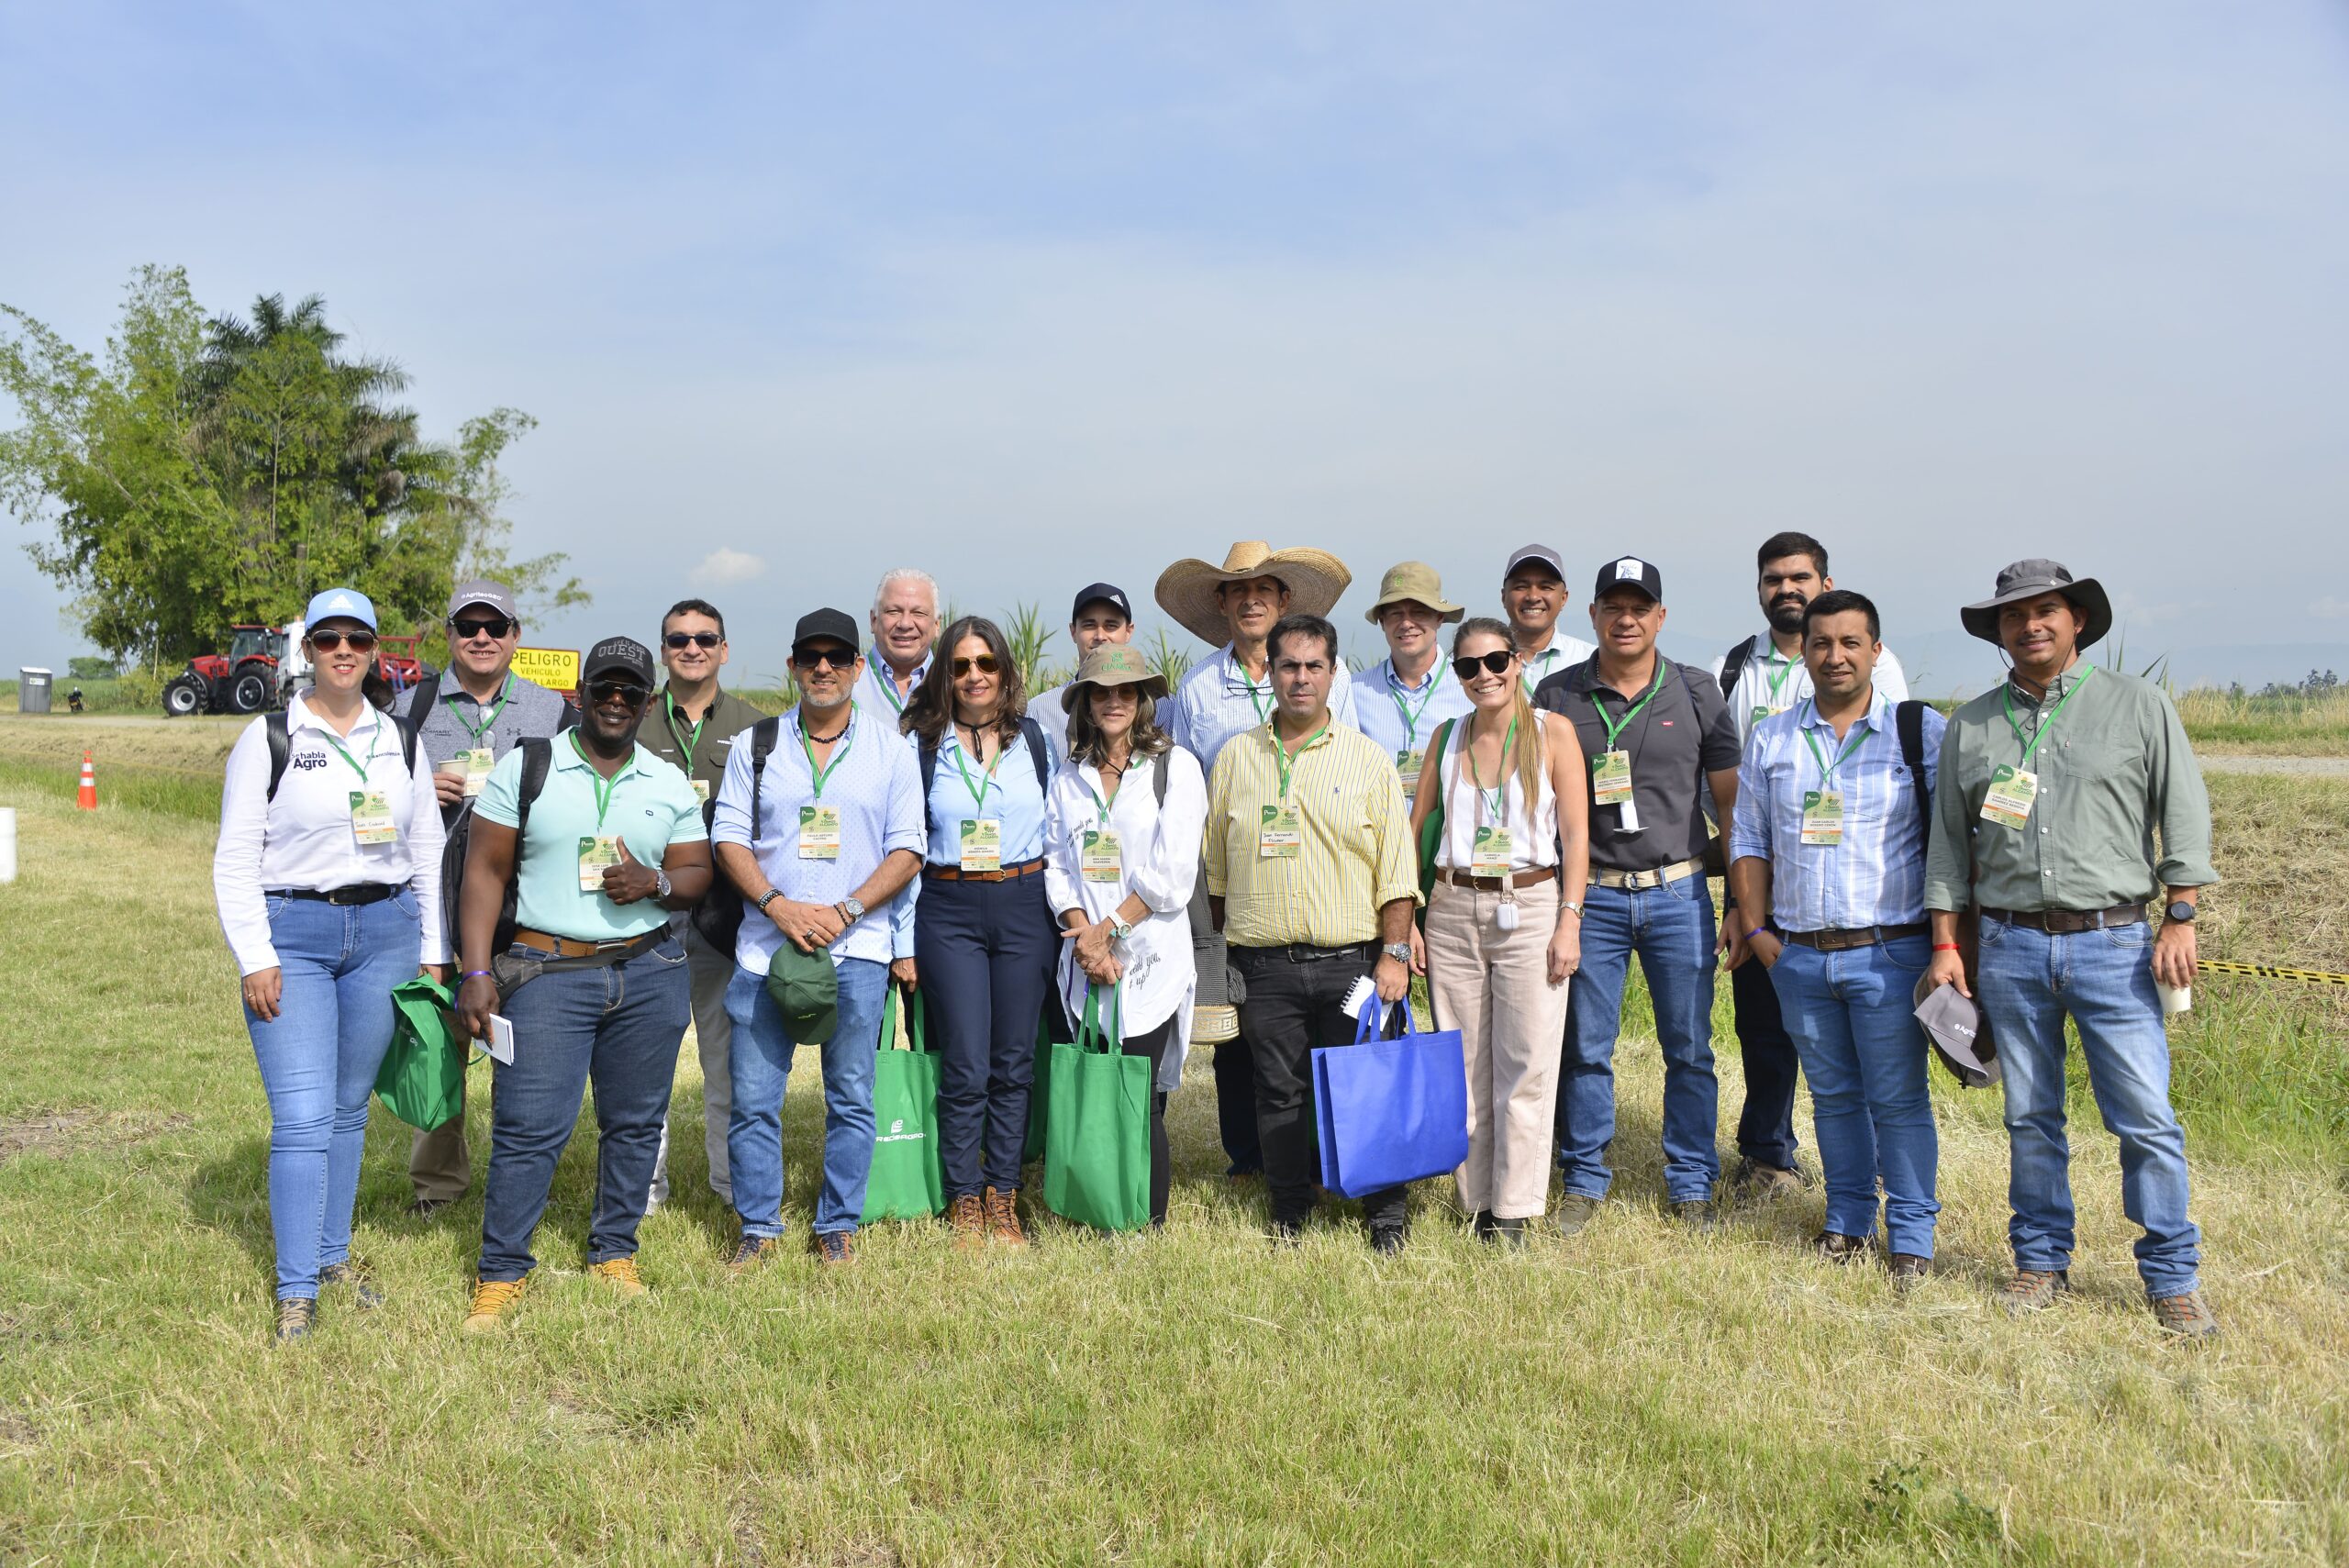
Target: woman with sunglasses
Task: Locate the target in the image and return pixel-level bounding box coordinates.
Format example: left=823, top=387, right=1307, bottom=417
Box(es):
left=899, top=617, right=1057, bottom=1247
left=1407, top=617, right=1591, bottom=1244
left=213, top=589, right=449, bottom=1340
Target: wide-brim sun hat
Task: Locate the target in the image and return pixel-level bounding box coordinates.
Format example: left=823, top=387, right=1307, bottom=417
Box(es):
left=1960, top=558, right=2113, bottom=651
left=1061, top=644, right=1171, bottom=709
left=1153, top=541, right=1353, bottom=647
left=1362, top=561, right=1463, bottom=626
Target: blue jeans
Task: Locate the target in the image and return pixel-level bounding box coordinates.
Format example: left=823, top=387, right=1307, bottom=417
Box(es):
left=243, top=893, right=423, bottom=1299
left=726, top=956, right=888, bottom=1236
left=1766, top=935, right=1941, bottom=1256
left=1559, top=875, right=1720, bottom=1203
left=914, top=872, right=1057, bottom=1198
left=476, top=937, right=691, bottom=1283
left=1976, top=915, right=2200, bottom=1298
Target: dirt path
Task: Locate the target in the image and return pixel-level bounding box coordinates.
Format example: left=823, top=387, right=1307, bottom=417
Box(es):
left=2198, top=755, right=2349, bottom=776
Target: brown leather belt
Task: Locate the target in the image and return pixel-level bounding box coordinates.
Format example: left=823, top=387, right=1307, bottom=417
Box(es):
left=1781, top=922, right=1928, bottom=951
left=924, top=857, right=1046, bottom=884
left=1983, top=903, right=2146, bottom=934
left=512, top=927, right=669, bottom=961
left=1442, top=866, right=1556, bottom=891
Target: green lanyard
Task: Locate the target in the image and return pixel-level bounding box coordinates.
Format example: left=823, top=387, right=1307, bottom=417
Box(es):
left=1761, top=650, right=1799, bottom=708
left=952, top=727, right=1004, bottom=812
left=321, top=720, right=379, bottom=784
left=2001, top=666, right=2094, bottom=767
left=570, top=730, right=631, bottom=828
left=876, top=663, right=921, bottom=716
left=1386, top=663, right=1442, bottom=748
left=799, top=704, right=854, bottom=800
left=663, top=690, right=707, bottom=773
left=1465, top=714, right=1518, bottom=817
left=446, top=676, right=512, bottom=744
left=1271, top=723, right=1328, bottom=800
left=1518, top=647, right=1555, bottom=697
left=1233, top=651, right=1272, bottom=724
left=1798, top=702, right=1871, bottom=786
left=1596, top=658, right=1671, bottom=752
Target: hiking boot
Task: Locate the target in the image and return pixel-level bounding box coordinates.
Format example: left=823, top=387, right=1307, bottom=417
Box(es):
left=1369, top=1224, right=1407, bottom=1256
left=983, top=1186, right=1027, bottom=1247
left=1491, top=1217, right=1528, bottom=1250
left=587, top=1257, right=647, bottom=1300
left=948, top=1194, right=987, bottom=1251
left=1671, top=1198, right=1720, bottom=1232
left=1812, top=1230, right=1872, bottom=1263
left=2151, top=1290, right=2220, bottom=1341
left=2000, top=1268, right=2071, bottom=1316
left=726, top=1235, right=779, bottom=1278
left=318, top=1258, right=383, bottom=1310
left=1268, top=1214, right=1306, bottom=1247
left=1471, top=1209, right=1497, bottom=1240
left=1554, top=1194, right=1601, bottom=1238
left=463, top=1277, right=527, bottom=1333
left=1733, top=1157, right=1809, bottom=1201
left=404, top=1196, right=452, bottom=1220
left=1888, top=1254, right=1931, bottom=1294
left=273, top=1297, right=317, bottom=1342
left=814, top=1230, right=855, bottom=1266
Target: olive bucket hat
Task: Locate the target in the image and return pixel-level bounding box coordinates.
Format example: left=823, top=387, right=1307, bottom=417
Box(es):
left=1959, top=559, right=2113, bottom=651
left=765, top=943, right=840, bottom=1045
left=1361, top=561, right=1464, bottom=626
left=1061, top=643, right=1171, bottom=709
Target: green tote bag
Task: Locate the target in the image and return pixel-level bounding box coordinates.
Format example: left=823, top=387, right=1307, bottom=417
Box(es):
left=378, top=974, right=466, bottom=1131
left=1042, top=986, right=1152, bottom=1232
left=862, top=982, right=945, bottom=1222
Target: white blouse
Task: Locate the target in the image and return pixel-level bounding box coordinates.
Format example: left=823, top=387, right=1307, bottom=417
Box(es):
left=1432, top=711, right=1561, bottom=871
left=1041, top=746, right=1208, bottom=1090
left=213, top=695, right=448, bottom=976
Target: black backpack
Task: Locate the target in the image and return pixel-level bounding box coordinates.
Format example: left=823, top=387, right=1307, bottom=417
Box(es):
left=689, top=717, right=782, bottom=952
left=440, top=738, right=554, bottom=958
left=263, top=708, right=419, bottom=801
left=1718, top=635, right=1759, bottom=700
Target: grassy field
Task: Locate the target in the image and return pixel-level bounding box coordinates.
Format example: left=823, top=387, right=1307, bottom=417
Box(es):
left=2169, top=686, right=2349, bottom=757
left=3, top=717, right=2347, bottom=1563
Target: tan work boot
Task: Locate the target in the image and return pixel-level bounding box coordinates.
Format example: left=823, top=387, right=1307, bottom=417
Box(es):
left=983, top=1186, right=1028, bottom=1247
left=463, top=1277, right=528, bottom=1333
left=587, top=1257, right=647, bottom=1300
left=948, top=1193, right=987, bottom=1252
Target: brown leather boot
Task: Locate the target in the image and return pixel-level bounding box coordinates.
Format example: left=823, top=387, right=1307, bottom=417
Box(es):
left=948, top=1193, right=986, bottom=1251
left=983, top=1186, right=1028, bottom=1247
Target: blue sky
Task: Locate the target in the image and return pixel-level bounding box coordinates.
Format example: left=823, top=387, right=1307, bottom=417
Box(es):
left=5, top=2, right=2347, bottom=691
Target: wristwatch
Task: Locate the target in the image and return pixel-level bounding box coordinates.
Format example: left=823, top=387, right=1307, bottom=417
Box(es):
left=1110, top=917, right=1134, bottom=942
left=2165, top=900, right=2196, bottom=924
left=840, top=895, right=866, bottom=923
left=1561, top=900, right=1585, bottom=919
left=1381, top=942, right=1414, bottom=963
left=652, top=868, right=673, bottom=900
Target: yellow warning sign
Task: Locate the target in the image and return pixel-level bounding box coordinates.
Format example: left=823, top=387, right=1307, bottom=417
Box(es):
left=512, top=646, right=580, bottom=693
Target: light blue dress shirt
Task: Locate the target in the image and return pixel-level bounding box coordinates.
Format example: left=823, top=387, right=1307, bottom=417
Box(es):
left=854, top=655, right=931, bottom=741
left=1351, top=656, right=1474, bottom=784
left=1163, top=643, right=1360, bottom=772
left=921, top=723, right=1050, bottom=866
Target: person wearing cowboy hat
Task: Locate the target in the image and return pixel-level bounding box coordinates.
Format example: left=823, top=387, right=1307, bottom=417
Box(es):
left=1921, top=559, right=2219, bottom=1340
left=1041, top=644, right=1209, bottom=1226
left=1156, top=541, right=1357, bottom=1180
left=1353, top=562, right=1474, bottom=798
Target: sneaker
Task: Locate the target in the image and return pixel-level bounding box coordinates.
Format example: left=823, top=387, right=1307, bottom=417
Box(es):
left=1888, top=1254, right=1931, bottom=1293
left=1732, top=1157, right=1808, bottom=1201
left=1369, top=1224, right=1407, bottom=1256
left=273, top=1297, right=317, bottom=1342
left=947, top=1194, right=987, bottom=1251
left=587, top=1257, right=647, bottom=1300
left=983, top=1186, right=1027, bottom=1248
left=463, top=1277, right=527, bottom=1333
left=318, top=1259, right=384, bottom=1310
left=814, top=1230, right=855, bottom=1266
left=2150, top=1290, right=2220, bottom=1340
left=1670, top=1198, right=1720, bottom=1232
left=1555, top=1194, right=1601, bottom=1238
left=1812, top=1231, right=1872, bottom=1263
left=726, top=1235, right=779, bottom=1278
left=2000, top=1268, right=2071, bottom=1316
left=404, top=1196, right=452, bottom=1219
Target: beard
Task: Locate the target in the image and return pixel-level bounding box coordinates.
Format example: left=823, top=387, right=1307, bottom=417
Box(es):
left=1765, top=595, right=1809, bottom=635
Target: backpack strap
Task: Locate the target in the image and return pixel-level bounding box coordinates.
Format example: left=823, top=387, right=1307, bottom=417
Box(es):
left=918, top=738, right=940, bottom=840
left=1895, top=699, right=1931, bottom=845
left=747, top=716, right=781, bottom=840
left=401, top=679, right=438, bottom=741
left=1019, top=716, right=1049, bottom=795
left=1719, top=635, right=1757, bottom=700
left=264, top=711, right=292, bottom=801
left=516, top=737, right=552, bottom=838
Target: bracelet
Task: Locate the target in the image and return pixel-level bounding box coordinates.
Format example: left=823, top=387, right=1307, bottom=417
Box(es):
left=460, top=969, right=492, bottom=980
left=1932, top=943, right=1962, bottom=953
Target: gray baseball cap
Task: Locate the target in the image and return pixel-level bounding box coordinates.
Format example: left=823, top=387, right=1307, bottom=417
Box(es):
left=1503, top=543, right=1567, bottom=584
left=1912, top=976, right=1999, bottom=1088
left=447, top=578, right=518, bottom=621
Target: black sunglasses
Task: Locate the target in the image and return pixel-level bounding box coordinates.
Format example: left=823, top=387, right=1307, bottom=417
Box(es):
left=952, top=654, right=1000, bottom=676
left=586, top=680, right=651, bottom=707
left=664, top=631, right=722, bottom=650
left=792, top=646, right=856, bottom=672
left=307, top=629, right=379, bottom=653
left=451, top=616, right=515, bottom=639
left=1453, top=651, right=1515, bottom=680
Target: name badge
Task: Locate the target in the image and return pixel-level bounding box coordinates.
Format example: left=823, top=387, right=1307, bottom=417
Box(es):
left=1471, top=824, right=1514, bottom=877
left=1799, top=789, right=1844, bottom=846
left=1981, top=764, right=2038, bottom=830
left=1592, top=750, right=1632, bottom=806
left=350, top=790, right=397, bottom=846
left=1751, top=706, right=1775, bottom=727
left=692, top=778, right=711, bottom=804
left=798, top=804, right=841, bottom=860
left=460, top=748, right=495, bottom=797
left=1258, top=804, right=1302, bottom=859
left=960, top=818, right=1002, bottom=872
left=578, top=834, right=621, bottom=892
left=1080, top=828, right=1123, bottom=884
left=1395, top=749, right=1426, bottom=793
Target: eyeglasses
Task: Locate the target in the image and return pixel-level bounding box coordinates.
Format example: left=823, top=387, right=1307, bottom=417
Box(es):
left=307, top=630, right=379, bottom=653
left=585, top=680, right=651, bottom=708
left=952, top=655, right=1000, bottom=677
left=450, top=617, right=515, bottom=639
left=1453, top=651, right=1515, bottom=680
left=792, top=647, right=855, bottom=672
left=664, top=631, right=722, bottom=650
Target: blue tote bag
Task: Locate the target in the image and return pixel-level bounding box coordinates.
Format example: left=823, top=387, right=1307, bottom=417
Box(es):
left=1311, top=1001, right=1469, bottom=1199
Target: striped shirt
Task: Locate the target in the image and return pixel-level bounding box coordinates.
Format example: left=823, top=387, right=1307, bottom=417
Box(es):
left=854, top=655, right=931, bottom=738
left=1711, top=629, right=1911, bottom=750
left=1204, top=719, right=1419, bottom=949
left=1165, top=644, right=1360, bottom=773
left=1728, top=690, right=1943, bottom=931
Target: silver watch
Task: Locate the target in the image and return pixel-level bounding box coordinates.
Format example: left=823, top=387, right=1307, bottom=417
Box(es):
left=840, top=895, right=866, bottom=922
left=652, top=868, right=673, bottom=900
left=1381, top=942, right=1413, bottom=963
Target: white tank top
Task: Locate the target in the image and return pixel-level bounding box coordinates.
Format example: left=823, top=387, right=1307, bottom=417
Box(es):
left=1434, top=710, right=1560, bottom=870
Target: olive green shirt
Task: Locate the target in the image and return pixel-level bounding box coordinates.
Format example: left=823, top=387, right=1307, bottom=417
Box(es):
left=634, top=685, right=769, bottom=810
left=1923, top=662, right=2215, bottom=914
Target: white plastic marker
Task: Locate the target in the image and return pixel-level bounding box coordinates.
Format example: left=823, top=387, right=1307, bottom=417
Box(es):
left=484, top=1014, right=517, bottom=1065
left=0, top=806, right=16, bottom=883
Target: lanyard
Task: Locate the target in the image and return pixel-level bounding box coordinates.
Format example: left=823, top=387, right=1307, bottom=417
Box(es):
left=663, top=690, right=707, bottom=772
left=1083, top=757, right=1131, bottom=824
left=1798, top=703, right=1872, bottom=786
left=876, top=663, right=921, bottom=715
left=321, top=719, right=378, bottom=784
left=1595, top=658, right=1670, bottom=751
left=1270, top=722, right=1327, bottom=800
left=446, top=676, right=511, bottom=744
left=1761, top=648, right=1799, bottom=707
left=1386, top=663, right=1442, bottom=747
left=1519, top=646, right=1556, bottom=696
left=1464, top=714, right=1517, bottom=818
left=2001, top=666, right=2094, bottom=766
left=569, top=730, right=630, bottom=828
left=799, top=704, right=854, bottom=800
left=1230, top=652, right=1272, bottom=724
left=951, top=727, right=1005, bottom=812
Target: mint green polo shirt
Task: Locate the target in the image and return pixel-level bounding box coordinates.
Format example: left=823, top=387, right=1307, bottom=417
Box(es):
left=474, top=736, right=707, bottom=942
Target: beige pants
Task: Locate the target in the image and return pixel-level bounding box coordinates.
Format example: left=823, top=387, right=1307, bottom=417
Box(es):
left=649, top=918, right=736, bottom=1207
left=1425, top=876, right=1572, bottom=1219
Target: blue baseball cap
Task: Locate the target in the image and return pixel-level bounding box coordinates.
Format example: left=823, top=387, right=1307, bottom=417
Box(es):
left=303, top=587, right=379, bottom=629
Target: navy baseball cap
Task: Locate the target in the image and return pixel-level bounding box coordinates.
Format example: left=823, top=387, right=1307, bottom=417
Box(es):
left=1069, top=583, right=1133, bottom=623
left=1593, top=555, right=1664, bottom=603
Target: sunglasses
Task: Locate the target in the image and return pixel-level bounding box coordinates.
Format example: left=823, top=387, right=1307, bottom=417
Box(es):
left=664, top=631, right=722, bottom=650
left=586, top=680, right=651, bottom=708
left=952, top=654, right=1001, bottom=677
left=1453, top=651, right=1515, bottom=680
left=451, top=616, right=515, bottom=639
left=792, top=647, right=855, bottom=672
left=307, top=630, right=378, bottom=653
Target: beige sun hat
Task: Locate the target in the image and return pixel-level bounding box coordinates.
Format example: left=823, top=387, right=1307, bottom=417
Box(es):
left=1362, top=561, right=1463, bottom=625
left=1153, top=541, right=1353, bottom=647
left=1061, top=644, right=1171, bottom=708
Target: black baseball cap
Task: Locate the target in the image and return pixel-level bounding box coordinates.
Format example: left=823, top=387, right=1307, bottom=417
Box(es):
left=581, top=636, right=657, bottom=689
left=791, top=607, right=861, bottom=655
left=1069, top=583, right=1133, bottom=623
left=1592, top=555, right=1664, bottom=603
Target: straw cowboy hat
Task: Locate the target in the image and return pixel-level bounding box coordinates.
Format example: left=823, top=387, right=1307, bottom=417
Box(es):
left=1960, top=558, right=2114, bottom=651
left=1153, top=541, right=1353, bottom=647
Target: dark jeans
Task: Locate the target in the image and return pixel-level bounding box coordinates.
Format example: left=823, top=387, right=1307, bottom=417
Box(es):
left=1731, top=948, right=1802, bottom=1169
left=1214, top=1034, right=1261, bottom=1175
left=916, top=872, right=1058, bottom=1198
left=476, top=937, right=691, bottom=1283
left=1121, top=1014, right=1177, bottom=1225
left=1231, top=943, right=1406, bottom=1231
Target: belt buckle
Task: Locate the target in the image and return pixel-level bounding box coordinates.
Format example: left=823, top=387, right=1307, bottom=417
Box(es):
left=1625, top=868, right=1659, bottom=891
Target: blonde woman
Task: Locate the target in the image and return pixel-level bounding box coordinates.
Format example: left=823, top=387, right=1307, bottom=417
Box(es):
left=1408, top=617, right=1590, bottom=1243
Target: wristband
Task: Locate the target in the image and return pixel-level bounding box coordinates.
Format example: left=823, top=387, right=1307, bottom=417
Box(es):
left=1931, top=944, right=1962, bottom=952
left=460, top=969, right=492, bottom=981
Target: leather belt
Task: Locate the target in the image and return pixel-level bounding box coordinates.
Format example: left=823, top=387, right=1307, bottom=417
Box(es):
left=1984, top=903, right=2146, bottom=934
left=1234, top=941, right=1377, bottom=964
left=924, top=857, right=1046, bottom=884
left=1781, top=922, right=1928, bottom=951
left=1442, top=866, right=1556, bottom=891
left=512, top=927, right=669, bottom=961
left=1589, top=857, right=1705, bottom=891
left=273, top=883, right=398, bottom=906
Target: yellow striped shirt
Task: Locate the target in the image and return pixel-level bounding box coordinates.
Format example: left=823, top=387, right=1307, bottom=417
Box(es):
left=1204, top=720, right=1419, bottom=949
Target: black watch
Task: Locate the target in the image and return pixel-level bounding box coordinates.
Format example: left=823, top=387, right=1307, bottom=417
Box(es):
left=2165, top=900, right=2196, bottom=924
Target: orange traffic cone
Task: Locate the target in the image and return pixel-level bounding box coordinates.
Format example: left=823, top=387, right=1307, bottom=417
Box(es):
left=77, top=751, right=97, bottom=810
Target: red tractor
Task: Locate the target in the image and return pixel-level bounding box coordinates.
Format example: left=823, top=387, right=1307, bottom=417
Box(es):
left=161, top=625, right=435, bottom=717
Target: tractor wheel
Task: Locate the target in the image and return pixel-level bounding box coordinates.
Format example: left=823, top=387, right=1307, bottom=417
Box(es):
left=162, top=675, right=206, bottom=717
left=228, top=671, right=272, bottom=714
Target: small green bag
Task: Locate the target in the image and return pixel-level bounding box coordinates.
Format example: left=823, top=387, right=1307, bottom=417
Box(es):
left=862, top=983, right=945, bottom=1222
left=1042, top=986, right=1152, bottom=1232
left=378, top=974, right=466, bottom=1130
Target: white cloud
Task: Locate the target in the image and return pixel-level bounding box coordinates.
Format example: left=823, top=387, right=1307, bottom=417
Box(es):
left=692, top=548, right=767, bottom=586
left=2312, top=596, right=2349, bottom=621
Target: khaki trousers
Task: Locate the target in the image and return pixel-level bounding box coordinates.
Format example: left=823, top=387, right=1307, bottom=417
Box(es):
left=648, top=918, right=736, bottom=1207
left=1424, top=876, right=1571, bottom=1219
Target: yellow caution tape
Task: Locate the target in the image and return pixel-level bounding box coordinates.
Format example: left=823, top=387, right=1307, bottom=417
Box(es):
left=2198, top=960, right=2349, bottom=987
